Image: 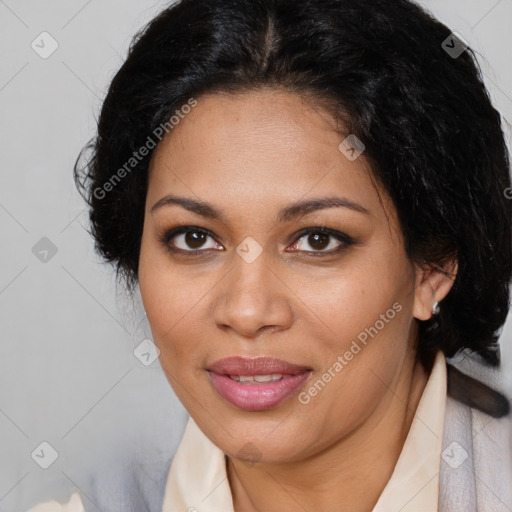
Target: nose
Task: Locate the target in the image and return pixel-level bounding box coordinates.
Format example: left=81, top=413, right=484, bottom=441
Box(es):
left=212, top=252, right=294, bottom=339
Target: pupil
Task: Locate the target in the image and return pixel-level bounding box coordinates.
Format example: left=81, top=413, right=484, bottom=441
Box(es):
left=309, top=233, right=328, bottom=250
left=185, top=231, right=206, bottom=248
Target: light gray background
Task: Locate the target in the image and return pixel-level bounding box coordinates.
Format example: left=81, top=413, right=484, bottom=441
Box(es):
left=0, top=1, right=511, bottom=510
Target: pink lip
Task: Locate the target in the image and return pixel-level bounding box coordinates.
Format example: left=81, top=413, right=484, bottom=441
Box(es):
left=208, top=357, right=312, bottom=411
left=208, top=356, right=311, bottom=376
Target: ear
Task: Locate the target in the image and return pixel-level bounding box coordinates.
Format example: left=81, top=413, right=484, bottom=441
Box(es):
left=413, top=259, right=458, bottom=321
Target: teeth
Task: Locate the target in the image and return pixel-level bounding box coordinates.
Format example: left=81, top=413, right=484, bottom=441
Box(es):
left=229, top=374, right=284, bottom=383
left=254, top=374, right=283, bottom=383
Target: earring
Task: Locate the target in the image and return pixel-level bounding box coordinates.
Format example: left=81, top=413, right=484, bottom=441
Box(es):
left=432, top=301, right=440, bottom=316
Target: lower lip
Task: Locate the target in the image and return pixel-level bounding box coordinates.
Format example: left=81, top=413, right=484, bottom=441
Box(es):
left=208, top=371, right=311, bottom=411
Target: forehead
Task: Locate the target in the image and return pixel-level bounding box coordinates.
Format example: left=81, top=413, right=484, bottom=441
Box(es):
left=147, top=89, right=392, bottom=223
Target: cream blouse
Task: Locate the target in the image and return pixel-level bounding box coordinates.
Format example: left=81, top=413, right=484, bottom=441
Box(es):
left=27, top=351, right=447, bottom=512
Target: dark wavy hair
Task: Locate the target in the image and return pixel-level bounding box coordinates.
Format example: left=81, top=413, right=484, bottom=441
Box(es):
left=75, top=0, right=511, bottom=378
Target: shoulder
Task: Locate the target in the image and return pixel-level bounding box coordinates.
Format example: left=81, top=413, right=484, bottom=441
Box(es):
left=446, top=349, right=510, bottom=419
left=441, top=350, right=512, bottom=511
left=25, top=453, right=174, bottom=512
left=25, top=492, right=85, bottom=512
left=24, top=410, right=188, bottom=512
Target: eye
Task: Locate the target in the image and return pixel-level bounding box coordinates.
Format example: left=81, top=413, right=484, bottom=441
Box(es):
left=287, top=227, right=354, bottom=255
left=159, top=226, right=223, bottom=253
left=158, top=225, right=353, bottom=256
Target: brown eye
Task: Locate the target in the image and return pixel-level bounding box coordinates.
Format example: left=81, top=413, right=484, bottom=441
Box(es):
left=307, top=232, right=330, bottom=250
left=184, top=230, right=208, bottom=249
left=161, top=227, right=223, bottom=252
left=288, top=227, right=354, bottom=254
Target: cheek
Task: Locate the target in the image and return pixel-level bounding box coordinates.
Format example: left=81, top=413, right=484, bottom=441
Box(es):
left=292, top=252, right=414, bottom=403
left=138, top=247, right=215, bottom=366
left=300, top=256, right=413, bottom=406
left=292, top=253, right=411, bottom=348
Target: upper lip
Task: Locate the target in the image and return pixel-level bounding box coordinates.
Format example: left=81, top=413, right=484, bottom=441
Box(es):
left=208, top=356, right=311, bottom=376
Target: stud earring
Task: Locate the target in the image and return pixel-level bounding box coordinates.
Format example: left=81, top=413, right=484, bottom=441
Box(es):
left=432, top=301, right=440, bottom=316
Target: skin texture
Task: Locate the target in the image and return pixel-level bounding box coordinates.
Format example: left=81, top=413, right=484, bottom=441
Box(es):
left=138, top=88, right=456, bottom=512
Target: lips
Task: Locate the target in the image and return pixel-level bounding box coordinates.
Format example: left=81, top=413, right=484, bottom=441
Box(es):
left=207, top=357, right=312, bottom=411
left=208, top=356, right=311, bottom=376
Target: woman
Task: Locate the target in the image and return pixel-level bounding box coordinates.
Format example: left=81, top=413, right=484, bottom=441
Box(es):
left=28, top=0, right=512, bottom=510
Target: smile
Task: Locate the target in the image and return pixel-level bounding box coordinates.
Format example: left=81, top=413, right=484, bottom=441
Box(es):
left=207, top=356, right=312, bottom=411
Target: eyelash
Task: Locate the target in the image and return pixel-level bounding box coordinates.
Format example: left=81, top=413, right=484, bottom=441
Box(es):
left=157, top=225, right=355, bottom=257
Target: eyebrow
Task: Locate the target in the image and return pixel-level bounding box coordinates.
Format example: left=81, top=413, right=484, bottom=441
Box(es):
left=150, top=194, right=370, bottom=222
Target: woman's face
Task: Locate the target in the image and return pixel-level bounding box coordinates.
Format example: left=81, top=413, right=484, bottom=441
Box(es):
left=139, top=89, right=430, bottom=464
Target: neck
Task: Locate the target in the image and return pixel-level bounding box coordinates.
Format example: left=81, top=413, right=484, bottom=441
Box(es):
left=227, top=348, right=429, bottom=512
